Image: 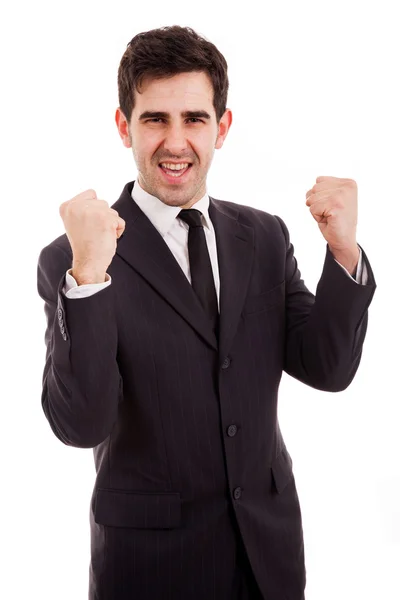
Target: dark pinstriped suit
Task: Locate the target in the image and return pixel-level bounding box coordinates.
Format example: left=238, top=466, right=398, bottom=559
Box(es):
left=37, top=180, right=376, bottom=599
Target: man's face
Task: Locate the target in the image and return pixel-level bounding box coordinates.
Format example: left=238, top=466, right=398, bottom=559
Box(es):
left=116, top=71, right=232, bottom=209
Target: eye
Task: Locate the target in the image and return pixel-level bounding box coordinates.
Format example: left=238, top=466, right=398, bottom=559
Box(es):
left=145, top=118, right=203, bottom=123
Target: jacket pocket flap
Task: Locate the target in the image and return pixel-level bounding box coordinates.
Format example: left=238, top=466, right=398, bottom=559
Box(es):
left=243, top=280, right=285, bottom=315
left=94, top=488, right=181, bottom=529
left=271, top=446, right=293, bottom=494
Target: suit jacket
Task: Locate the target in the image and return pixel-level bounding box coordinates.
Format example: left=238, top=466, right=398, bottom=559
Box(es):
left=37, top=180, right=376, bottom=600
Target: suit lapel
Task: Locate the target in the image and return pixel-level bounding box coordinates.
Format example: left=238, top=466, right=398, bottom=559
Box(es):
left=208, top=197, right=254, bottom=363
left=112, top=181, right=254, bottom=363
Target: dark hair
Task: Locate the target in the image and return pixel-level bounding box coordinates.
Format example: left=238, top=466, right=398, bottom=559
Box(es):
left=117, top=25, right=229, bottom=124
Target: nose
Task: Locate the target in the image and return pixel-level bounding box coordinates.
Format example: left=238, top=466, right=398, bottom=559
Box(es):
left=162, top=123, right=190, bottom=156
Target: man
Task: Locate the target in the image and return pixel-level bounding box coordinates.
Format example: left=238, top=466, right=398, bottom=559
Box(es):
left=37, top=25, right=376, bottom=600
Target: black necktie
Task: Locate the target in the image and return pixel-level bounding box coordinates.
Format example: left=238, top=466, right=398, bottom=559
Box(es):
left=177, top=209, right=219, bottom=338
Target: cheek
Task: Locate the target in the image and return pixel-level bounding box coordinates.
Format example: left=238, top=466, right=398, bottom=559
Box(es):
left=131, top=130, right=158, bottom=155
left=191, top=134, right=215, bottom=160
left=200, top=144, right=215, bottom=166
left=135, top=141, right=158, bottom=165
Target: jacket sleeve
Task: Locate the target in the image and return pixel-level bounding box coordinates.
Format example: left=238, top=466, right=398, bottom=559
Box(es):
left=274, top=215, right=377, bottom=392
left=37, top=243, right=123, bottom=448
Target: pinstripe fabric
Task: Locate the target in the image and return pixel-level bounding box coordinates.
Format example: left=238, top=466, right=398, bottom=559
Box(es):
left=37, top=180, right=376, bottom=600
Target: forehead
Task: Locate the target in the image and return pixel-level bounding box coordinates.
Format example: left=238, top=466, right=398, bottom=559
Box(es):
left=136, top=71, right=214, bottom=109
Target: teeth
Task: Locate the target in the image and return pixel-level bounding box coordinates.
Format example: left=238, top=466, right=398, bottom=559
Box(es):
left=163, top=168, right=187, bottom=178
left=160, top=162, right=190, bottom=170
left=160, top=163, right=191, bottom=178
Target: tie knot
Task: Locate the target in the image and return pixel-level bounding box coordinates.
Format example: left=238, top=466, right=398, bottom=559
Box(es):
left=177, top=209, right=203, bottom=228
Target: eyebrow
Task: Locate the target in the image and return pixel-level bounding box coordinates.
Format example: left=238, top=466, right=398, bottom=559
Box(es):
left=138, top=110, right=211, bottom=121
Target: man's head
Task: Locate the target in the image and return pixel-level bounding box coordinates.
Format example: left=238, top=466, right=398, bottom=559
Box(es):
left=115, top=26, right=232, bottom=209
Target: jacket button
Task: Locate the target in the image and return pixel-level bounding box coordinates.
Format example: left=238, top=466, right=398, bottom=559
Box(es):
left=233, top=487, right=242, bottom=500
left=227, top=424, right=237, bottom=437
left=222, top=357, right=231, bottom=369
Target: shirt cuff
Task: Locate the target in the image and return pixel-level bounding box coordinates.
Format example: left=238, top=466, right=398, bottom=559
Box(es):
left=333, top=245, right=368, bottom=285
left=63, top=269, right=112, bottom=298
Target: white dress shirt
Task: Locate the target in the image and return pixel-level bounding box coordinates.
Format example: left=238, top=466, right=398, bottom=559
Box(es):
left=63, top=180, right=368, bottom=300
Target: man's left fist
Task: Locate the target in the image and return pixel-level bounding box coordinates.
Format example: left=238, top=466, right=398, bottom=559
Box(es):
left=305, top=176, right=358, bottom=253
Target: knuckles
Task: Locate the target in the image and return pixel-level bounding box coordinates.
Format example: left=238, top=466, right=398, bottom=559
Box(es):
left=59, top=192, right=122, bottom=234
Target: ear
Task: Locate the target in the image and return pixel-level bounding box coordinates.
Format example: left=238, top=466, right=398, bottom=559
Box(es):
left=215, top=108, right=233, bottom=150
left=115, top=108, right=132, bottom=148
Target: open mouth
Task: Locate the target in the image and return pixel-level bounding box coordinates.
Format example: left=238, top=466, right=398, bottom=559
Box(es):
left=158, top=163, right=193, bottom=183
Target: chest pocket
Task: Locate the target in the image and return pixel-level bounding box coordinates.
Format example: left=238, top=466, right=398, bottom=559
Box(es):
left=242, top=280, right=285, bottom=315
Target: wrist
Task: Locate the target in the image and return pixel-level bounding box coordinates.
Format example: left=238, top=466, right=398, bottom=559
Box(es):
left=329, top=244, right=359, bottom=275
left=71, top=264, right=107, bottom=285
left=72, top=273, right=107, bottom=285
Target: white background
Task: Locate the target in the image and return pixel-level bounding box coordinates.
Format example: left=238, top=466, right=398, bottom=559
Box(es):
left=1, top=1, right=399, bottom=598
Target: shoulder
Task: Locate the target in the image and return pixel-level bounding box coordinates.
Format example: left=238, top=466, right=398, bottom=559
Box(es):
left=210, top=197, right=288, bottom=241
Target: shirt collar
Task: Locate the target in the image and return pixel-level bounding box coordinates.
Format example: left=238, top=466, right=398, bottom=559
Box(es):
left=131, top=178, right=212, bottom=238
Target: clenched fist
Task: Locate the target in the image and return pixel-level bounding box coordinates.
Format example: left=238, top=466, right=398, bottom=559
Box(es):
left=59, top=189, right=125, bottom=285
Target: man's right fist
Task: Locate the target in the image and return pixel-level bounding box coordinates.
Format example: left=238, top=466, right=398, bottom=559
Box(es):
left=59, top=189, right=126, bottom=284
